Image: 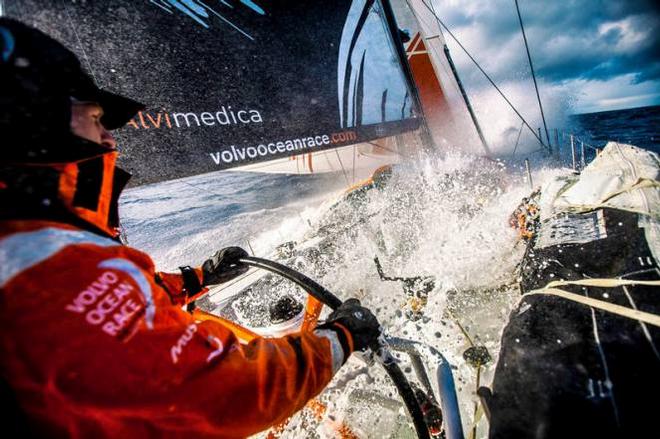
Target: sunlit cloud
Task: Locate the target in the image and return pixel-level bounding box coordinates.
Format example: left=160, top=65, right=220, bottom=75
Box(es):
left=429, top=0, right=660, bottom=113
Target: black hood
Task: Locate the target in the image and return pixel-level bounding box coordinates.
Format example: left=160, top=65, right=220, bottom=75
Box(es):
left=0, top=18, right=144, bottom=163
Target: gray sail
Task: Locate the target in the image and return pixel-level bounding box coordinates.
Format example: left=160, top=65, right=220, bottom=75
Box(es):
left=6, top=1, right=421, bottom=185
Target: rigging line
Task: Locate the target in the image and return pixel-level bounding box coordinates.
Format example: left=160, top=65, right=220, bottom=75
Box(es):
left=352, top=145, right=357, bottom=184
left=418, top=0, right=545, bottom=148
left=514, top=0, right=550, bottom=149
left=621, top=285, right=660, bottom=361
left=334, top=149, right=351, bottom=186
left=180, top=178, right=228, bottom=199
left=585, top=289, right=621, bottom=426
left=447, top=311, right=475, bottom=347
left=569, top=133, right=603, bottom=152
left=321, top=149, right=335, bottom=173
left=511, top=121, right=524, bottom=157
left=226, top=159, right=291, bottom=172
left=526, top=146, right=547, bottom=156
left=366, top=141, right=404, bottom=157
left=59, top=0, right=97, bottom=84
left=245, top=237, right=255, bottom=256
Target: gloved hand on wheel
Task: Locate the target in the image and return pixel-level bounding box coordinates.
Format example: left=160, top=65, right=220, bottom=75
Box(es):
left=202, top=247, right=250, bottom=286
left=318, top=298, right=381, bottom=352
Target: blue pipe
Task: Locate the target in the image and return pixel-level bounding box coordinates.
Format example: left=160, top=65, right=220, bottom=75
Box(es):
left=434, top=350, right=465, bottom=439
left=387, top=338, right=465, bottom=439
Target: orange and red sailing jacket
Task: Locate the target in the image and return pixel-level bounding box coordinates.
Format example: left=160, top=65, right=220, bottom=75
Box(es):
left=0, top=219, right=349, bottom=438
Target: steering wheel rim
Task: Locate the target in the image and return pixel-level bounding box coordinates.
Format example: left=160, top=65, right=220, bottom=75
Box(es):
left=238, top=256, right=432, bottom=439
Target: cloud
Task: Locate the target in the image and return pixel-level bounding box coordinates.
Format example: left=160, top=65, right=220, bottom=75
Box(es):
left=427, top=0, right=660, bottom=113
left=559, top=74, right=660, bottom=113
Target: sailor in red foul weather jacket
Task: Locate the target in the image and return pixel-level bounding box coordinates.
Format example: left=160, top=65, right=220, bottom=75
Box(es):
left=0, top=18, right=380, bottom=438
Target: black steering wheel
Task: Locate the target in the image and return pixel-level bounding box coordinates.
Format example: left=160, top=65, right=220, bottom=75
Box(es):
left=239, top=256, right=431, bottom=439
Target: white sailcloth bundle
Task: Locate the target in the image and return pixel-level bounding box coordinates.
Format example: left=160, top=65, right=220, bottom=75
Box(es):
left=536, top=142, right=659, bottom=220
left=536, top=141, right=660, bottom=261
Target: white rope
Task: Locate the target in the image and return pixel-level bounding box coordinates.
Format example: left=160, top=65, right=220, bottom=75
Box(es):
left=523, top=278, right=660, bottom=327
left=544, top=278, right=660, bottom=289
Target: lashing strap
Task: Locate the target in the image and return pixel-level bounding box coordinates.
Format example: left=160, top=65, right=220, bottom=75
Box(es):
left=523, top=278, right=660, bottom=327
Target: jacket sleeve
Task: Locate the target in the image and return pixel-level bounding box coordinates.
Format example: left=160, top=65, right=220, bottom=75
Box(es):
left=153, top=265, right=353, bottom=436
left=145, top=260, right=353, bottom=437
left=24, top=243, right=354, bottom=438
left=103, top=305, right=353, bottom=438
left=155, top=266, right=206, bottom=306
left=182, top=319, right=353, bottom=436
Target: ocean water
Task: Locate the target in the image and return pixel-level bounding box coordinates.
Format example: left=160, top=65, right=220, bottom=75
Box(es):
left=118, top=105, right=657, bottom=437
left=120, top=105, right=659, bottom=269
left=570, top=105, right=660, bottom=154
left=120, top=171, right=348, bottom=269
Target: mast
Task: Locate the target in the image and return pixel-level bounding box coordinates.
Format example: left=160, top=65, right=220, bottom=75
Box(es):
left=401, top=0, right=492, bottom=156
left=379, top=0, right=436, bottom=152
left=443, top=44, right=491, bottom=156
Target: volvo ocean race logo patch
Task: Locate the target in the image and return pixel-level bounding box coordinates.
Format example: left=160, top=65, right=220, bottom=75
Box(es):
left=98, top=258, right=156, bottom=329
left=64, top=259, right=155, bottom=339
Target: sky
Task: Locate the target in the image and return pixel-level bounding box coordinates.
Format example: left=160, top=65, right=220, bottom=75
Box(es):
left=428, top=0, right=660, bottom=114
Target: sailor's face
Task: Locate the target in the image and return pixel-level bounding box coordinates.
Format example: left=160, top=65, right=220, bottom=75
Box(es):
left=70, top=101, right=117, bottom=150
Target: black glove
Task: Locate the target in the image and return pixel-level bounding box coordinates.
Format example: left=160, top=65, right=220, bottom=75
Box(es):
left=320, top=298, right=381, bottom=352
left=202, top=247, right=249, bottom=285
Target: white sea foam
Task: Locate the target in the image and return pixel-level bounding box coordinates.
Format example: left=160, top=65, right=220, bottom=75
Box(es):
left=266, top=155, right=564, bottom=438
left=467, top=80, right=573, bottom=156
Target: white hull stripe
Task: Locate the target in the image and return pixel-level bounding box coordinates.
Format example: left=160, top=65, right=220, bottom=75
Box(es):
left=0, top=228, right=119, bottom=288
left=314, top=329, right=345, bottom=374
